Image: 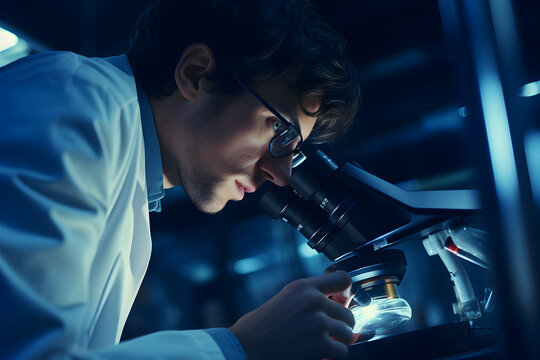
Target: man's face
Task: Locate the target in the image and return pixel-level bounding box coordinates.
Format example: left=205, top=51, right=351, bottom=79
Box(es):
left=158, top=78, right=318, bottom=213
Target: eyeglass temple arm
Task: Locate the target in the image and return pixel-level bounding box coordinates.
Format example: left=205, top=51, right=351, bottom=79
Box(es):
left=228, top=72, right=302, bottom=138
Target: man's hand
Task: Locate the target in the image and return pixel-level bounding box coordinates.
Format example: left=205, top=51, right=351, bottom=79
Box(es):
left=228, top=270, right=355, bottom=360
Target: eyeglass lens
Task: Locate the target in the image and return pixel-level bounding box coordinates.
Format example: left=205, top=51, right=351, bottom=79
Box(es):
left=271, top=129, right=300, bottom=156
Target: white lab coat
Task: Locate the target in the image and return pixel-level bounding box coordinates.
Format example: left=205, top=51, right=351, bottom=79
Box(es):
left=0, top=53, right=235, bottom=359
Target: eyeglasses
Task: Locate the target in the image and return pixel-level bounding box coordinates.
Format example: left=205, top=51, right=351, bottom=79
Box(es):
left=229, top=73, right=307, bottom=168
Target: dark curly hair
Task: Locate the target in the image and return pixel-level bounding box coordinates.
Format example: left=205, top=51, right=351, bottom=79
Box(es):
left=127, top=0, right=361, bottom=143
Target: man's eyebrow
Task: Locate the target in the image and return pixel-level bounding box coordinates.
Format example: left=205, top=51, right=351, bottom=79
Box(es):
left=286, top=112, right=301, bottom=131
left=263, top=103, right=301, bottom=131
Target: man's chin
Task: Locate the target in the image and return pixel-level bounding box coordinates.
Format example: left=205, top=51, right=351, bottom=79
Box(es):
left=182, top=184, right=231, bottom=214
left=193, top=198, right=229, bottom=214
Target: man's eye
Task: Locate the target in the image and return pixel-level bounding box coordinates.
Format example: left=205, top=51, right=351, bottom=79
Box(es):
left=273, top=119, right=285, bottom=133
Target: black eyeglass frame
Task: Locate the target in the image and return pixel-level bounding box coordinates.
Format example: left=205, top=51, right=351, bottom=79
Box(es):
left=228, top=72, right=305, bottom=160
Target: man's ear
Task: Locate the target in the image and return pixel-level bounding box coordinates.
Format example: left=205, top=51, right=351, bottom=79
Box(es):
left=174, top=43, right=215, bottom=100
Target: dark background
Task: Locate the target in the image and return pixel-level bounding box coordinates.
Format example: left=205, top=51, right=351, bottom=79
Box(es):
left=1, top=0, right=538, bottom=342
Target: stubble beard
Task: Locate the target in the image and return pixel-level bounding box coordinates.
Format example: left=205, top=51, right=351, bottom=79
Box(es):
left=178, top=167, right=228, bottom=214
left=173, top=97, right=233, bottom=214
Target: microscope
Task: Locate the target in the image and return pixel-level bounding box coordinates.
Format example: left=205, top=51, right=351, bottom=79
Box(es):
left=259, top=150, right=501, bottom=359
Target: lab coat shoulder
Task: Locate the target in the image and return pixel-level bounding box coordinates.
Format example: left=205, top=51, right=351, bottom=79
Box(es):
left=0, top=51, right=141, bottom=209
left=0, top=51, right=137, bottom=108
left=0, top=52, right=145, bottom=358
left=0, top=53, right=234, bottom=360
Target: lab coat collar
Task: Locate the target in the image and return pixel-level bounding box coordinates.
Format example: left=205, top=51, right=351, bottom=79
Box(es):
left=105, top=55, right=165, bottom=212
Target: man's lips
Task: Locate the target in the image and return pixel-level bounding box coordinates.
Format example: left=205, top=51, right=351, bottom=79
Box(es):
left=235, top=180, right=256, bottom=194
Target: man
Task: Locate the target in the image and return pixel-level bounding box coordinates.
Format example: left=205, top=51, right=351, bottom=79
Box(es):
left=0, top=0, right=361, bottom=359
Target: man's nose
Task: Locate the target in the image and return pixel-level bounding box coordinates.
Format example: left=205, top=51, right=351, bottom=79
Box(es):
left=257, top=152, right=293, bottom=187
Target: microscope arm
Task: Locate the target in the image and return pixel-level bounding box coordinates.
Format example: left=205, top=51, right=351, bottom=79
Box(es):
left=339, top=163, right=481, bottom=214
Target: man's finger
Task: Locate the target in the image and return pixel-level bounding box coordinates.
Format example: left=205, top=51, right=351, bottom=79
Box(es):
left=327, top=317, right=354, bottom=345
left=325, top=299, right=356, bottom=328
left=306, top=270, right=352, bottom=295
left=328, top=284, right=353, bottom=307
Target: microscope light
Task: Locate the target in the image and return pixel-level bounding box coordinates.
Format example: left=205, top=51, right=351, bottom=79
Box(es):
left=353, top=302, right=379, bottom=325
left=350, top=297, right=412, bottom=335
